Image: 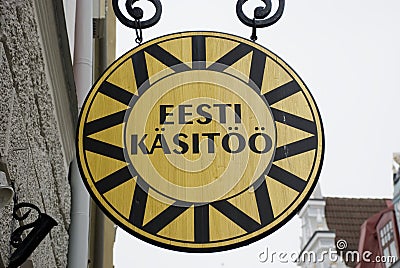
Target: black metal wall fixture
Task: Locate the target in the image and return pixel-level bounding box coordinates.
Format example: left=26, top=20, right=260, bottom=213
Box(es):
left=112, top=0, right=162, bottom=44
left=113, top=0, right=285, bottom=43
left=236, top=0, right=285, bottom=41
left=8, top=195, right=58, bottom=268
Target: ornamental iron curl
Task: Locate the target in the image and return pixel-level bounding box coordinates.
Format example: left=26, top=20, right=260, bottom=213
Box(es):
left=10, top=203, right=42, bottom=248
left=112, top=0, right=162, bottom=30
left=9, top=202, right=58, bottom=268
left=236, top=0, right=285, bottom=41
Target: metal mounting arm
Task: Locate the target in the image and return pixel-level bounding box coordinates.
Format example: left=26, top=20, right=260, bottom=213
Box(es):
left=236, top=0, right=285, bottom=41
left=112, top=0, right=162, bottom=30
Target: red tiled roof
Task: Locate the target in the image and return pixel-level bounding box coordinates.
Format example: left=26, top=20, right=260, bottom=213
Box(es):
left=325, top=197, right=391, bottom=267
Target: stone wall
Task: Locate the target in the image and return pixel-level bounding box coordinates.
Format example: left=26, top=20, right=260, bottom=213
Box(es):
left=0, top=1, right=73, bottom=267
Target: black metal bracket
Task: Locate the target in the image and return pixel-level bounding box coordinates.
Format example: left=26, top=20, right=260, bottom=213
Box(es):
left=112, top=0, right=162, bottom=44
left=236, top=0, right=285, bottom=41
left=8, top=202, right=58, bottom=268
left=10, top=203, right=42, bottom=248
left=112, top=0, right=162, bottom=29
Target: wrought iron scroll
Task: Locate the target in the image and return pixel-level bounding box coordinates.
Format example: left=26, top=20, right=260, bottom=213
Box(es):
left=9, top=202, right=58, bottom=268
left=112, top=0, right=162, bottom=44
left=236, top=0, right=285, bottom=41
left=10, top=203, right=42, bottom=248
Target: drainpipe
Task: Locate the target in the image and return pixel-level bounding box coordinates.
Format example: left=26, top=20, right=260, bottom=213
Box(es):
left=68, top=0, right=92, bottom=267
left=94, top=24, right=108, bottom=268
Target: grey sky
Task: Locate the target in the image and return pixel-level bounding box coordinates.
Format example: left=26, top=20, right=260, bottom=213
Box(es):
left=114, top=0, right=400, bottom=267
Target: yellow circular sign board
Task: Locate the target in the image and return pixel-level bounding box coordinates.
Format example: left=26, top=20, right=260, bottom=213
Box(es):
left=77, top=32, right=324, bottom=252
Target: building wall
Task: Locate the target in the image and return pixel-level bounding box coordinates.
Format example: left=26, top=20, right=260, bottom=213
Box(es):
left=393, top=153, right=400, bottom=238
left=298, top=185, right=350, bottom=268
left=0, top=0, right=76, bottom=267
left=62, top=0, right=76, bottom=60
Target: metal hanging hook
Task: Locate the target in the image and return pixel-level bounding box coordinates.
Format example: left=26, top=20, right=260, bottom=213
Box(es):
left=10, top=203, right=42, bottom=248
left=113, top=0, right=162, bottom=29
left=236, top=0, right=285, bottom=41
left=112, top=0, right=162, bottom=44
left=9, top=202, right=58, bottom=268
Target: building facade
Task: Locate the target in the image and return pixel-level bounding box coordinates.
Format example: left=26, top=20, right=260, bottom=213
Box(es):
left=0, top=0, right=116, bottom=267
left=298, top=183, right=391, bottom=268
left=0, top=0, right=75, bottom=266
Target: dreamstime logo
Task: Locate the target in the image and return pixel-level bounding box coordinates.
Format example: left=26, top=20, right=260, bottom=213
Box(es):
left=336, top=239, right=347, bottom=250
left=258, top=239, right=398, bottom=264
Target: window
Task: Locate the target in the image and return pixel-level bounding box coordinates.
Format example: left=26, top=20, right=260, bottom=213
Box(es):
left=379, top=220, right=398, bottom=268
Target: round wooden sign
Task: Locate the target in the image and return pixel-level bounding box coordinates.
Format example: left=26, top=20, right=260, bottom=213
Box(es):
left=77, top=32, right=324, bottom=252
